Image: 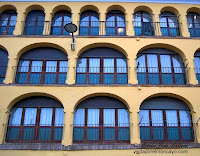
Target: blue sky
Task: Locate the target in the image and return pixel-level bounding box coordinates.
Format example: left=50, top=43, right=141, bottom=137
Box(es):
left=1, top=0, right=200, bottom=4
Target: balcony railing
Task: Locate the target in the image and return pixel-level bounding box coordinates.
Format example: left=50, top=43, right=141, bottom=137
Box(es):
left=72, top=123, right=131, bottom=145
left=4, top=124, right=64, bottom=143
left=188, top=23, right=200, bottom=37
left=0, top=66, right=7, bottom=83
left=160, top=22, right=181, bottom=36
left=78, top=21, right=127, bottom=36
left=76, top=67, right=128, bottom=84
left=140, top=123, right=194, bottom=142
left=133, top=21, right=155, bottom=36
left=137, top=67, right=188, bottom=85
left=0, top=20, right=16, bottom=35
left=13, top=66, right=68, bottom=84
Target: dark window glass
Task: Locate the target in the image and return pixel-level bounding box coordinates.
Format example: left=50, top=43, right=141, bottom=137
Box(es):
left=24, top=10, right=45, bottom=35
left=79, top=10, right=99, bottom=36
left=106, top=10, right=126, bottom=36
left=134, top=11, right=154, bottom=36
left=0, top=10, right=17, bottom=35
left=187, top=12, right=200, bottom=37
left=51, top=10, right=71, bottom=35
left=160, top=12, right=180, bottom=36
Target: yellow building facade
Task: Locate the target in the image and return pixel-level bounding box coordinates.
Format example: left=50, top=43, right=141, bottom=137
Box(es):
left=0, top=1, right=200, bottom=156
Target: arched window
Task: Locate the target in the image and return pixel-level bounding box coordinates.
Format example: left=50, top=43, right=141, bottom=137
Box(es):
left=133, top=11, right=154, bottom=36
left=51, top=10, right=71, bottom=35
left=160, top=12, right=180, bottom=36
left=194, top=51, right=200, bottom=83
left=0, top=10, right=17, bottom=35
left=15, top=47, right=68, bottom=84
left=79, top=10, right=99, bottom=36
left=23, top=10, right=45, bottom=35
left=106, top=10, right=126, bottom=36
left=6, top=96, right=64, bottom=143
left=187, top=12, right=200, bottom=37
left=76, top=47, right=127, bottom=84
left=136, top=48, right=186, bottom=85
left=0, top=48, right=8, bottom=83
left=73, top=96, right=130, bottom=144
left=139, top=96, right=194, bottom=142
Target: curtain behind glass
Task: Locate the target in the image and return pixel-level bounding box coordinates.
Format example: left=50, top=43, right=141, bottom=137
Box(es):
left=23, top=108, right=37, bottom=126
left=39, top=108, right=53, bottom=126
left=151, top=110, right=163, bottom=126
left=139, top=110, right=150, bottom=126
left=166, top=110, right=178, bottom=126
left=103, top=58, right=114, bottom=73
left=147, top=54, right=158, bottom=73
left=118, top=109, right=129, bottom=127
left=87, top=109, right=99, bottom=127
left=103, top=109, right=115, bottom=127
left=89, top=58, right=100, bottom=73
left=54, top=108, right=64, bottom=126
left=9, top=108, right=23, bottom=125
left=160, top=55, right=172, bottom=73
left=179, top=110, right=192, bottom=127
left=74, top=109, right=85, bottom=126
left=194, top=57, right=200, bottom=74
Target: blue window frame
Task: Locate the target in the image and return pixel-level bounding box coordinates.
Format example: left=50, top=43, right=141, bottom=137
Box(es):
left=51, top=10, right=71, bottom=35
left=106, top=10, right=126, bottom=36
left=24, top=10, right=45, bottom=35
left=0, top=10, right=17, bottom=35
left=160, top=12, right=180, bottom=36
left=79, top=10, right=99, bottom=36
left=187, top=12, right=200, bottom=37
left=134, top=11, right=154, bottom=36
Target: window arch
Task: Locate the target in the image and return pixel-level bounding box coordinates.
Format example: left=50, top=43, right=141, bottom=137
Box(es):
left=79, top=10, right=99, bottom=36
left=160, top=12, right=180, bottom=36
left=73, top=96, right=130, bottom=144
left=133, top=11, right=154, bottom=36
left=15, top=47, right=68, bottom=84
left=76, top=47, right=128, bottom=84
left=51, top=10, right=71, bottom=35
left=6, top=96, right=64, bottom=143
left=187, top=12, right=200, bottom=37
left=0, top=48, right=8, bottom=83
left=23, top=10, right=45, bottom=35
left=136, top=48, right=186, bottom=85
left=106, top=10, right=126, bottom=36
left=0, top=10, right=17, bottom=35
left=139, top=96, right=194, bottom=142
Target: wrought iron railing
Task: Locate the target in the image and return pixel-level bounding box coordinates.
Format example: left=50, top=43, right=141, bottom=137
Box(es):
left=76, top=67, right=128, bottom=84
left=72, top=123, right=131, bottom=145
left=0, top=20, right=16, bottom=35
left=136, top=67, right=188, bottom=85
left=13, top=66, right=68, bottom=84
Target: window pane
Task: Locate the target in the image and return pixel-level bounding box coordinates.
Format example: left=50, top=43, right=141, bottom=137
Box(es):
left=103, top=58, right=114, bottom=73
left=147, top=54, right=158, bottom=73
left=9, top=108, right=23, bottom=125
left=160, top=55, right=172, bottom=73
left=31, top=61, right=43, bottom=72
left=74, top=109, right=85, bottom=126
left=59, top=61, right=68, bottom=72
left=194, top=57, right=200, bottom=73
left=179, top=110, right=192, bottom=127
left=166, top=110, right=178, bottom=126
left=87, top=109, right=99, bottom=127
left=77, top=58, right=87, bottom=73
left=39, top=108, right=53, bottom=126
left=151, top=110, right=163, bottom=126
left=89, top=58, right=100, bottom=73
left=23, top=108, right=37, bottom=126
left=139, top=110, right=150, bottom=126
left=46, top=61, right=57, bottom=72
left=54, top=108, right=64, bottom=126
left=18, top=60, right=30, bottom=72
left=103, top=109, right=115, bottom=127
left=118, top=109, right=129, bottom=127
left=172, top=55, right=183, bottom=73
left=117, top=58, right=127, bottom=73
